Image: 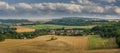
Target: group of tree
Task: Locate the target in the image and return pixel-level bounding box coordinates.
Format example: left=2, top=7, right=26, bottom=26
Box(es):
left=0, top=29, right=50, bottom=41
left=91, top=22, right=120, bottom=47
left=0, top=27, right=92, bottom=42
left=45, top=17, right=108, bottom=26
left=0, top=19, right=30, bottom=23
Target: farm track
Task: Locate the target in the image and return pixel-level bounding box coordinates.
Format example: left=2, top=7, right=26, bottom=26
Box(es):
left=0, top=35, right=120, bottom=53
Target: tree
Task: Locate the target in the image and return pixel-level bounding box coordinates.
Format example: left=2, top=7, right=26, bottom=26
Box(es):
left=0, top=35, right=5, bottom=42
left=116, top=36, right=120, bottom=47
left=115, top=29, right=120, bottom=47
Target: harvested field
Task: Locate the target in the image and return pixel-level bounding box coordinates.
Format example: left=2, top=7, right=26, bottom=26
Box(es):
left=0, top=35, right=120, bottom=53
left=11, top=26, right=35, bottom=33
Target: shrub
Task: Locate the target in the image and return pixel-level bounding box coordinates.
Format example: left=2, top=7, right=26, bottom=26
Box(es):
left=50, top=37, right=57, bottom=40
left=116, top=36, right=120, bottom=47
left=0, top=35, right=5, bottom=42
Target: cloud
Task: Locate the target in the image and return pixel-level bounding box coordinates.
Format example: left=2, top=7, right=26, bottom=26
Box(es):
left=83, top=6, right=104, bottom=13
left=32, top=3, right=83, bottom=13
left=0, top=0, right=120, bottom=18
left=99, top=0, right=116, bottom=3
left=15, top=3, right=32, bottom=9
left=115, top=7, right=120, bottom=14
left=77, top=0, right=91, bottom=4
left=0, top=1, right=15, bottom=10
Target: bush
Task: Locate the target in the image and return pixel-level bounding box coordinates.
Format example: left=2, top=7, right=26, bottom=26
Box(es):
left=50, top=37, right=57, bottom=40
left=116, top=36, right=120, bottom=47
left=0, top=35, right=5, bottom=42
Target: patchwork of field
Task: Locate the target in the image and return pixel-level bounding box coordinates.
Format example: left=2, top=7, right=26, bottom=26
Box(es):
left=11, top=26, right=35, bottom=33
left=26, top=24, right=95, bottom=29
left=0, top=35, right=120, bottom=53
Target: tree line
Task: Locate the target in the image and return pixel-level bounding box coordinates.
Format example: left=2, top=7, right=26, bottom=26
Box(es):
left=0, top=29, right=50, bottom=41
left=45, top=17, right=108, bottom=26
left=91, top=22, right=120, bottom=47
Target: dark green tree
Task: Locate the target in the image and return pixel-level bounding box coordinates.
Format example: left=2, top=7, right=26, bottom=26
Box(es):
left=0, top=35, right=5, bottom=42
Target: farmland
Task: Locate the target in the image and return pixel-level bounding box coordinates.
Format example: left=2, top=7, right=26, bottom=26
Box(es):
left=88, top=35, right=118, bottom=49
left=0, top=18, right=120, bottom=53
left=0, top=35, right=120, bottom=53
left=26, top=24, right=95, bottom=29
left=11, top=26, right=35, bottom=33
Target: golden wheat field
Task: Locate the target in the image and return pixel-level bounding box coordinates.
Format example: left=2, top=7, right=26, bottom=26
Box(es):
left=11, top=26, right=35, bottom=33
left=0, top=35, right=120, bottom=53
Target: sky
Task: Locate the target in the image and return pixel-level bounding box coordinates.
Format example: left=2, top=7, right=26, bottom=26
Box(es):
left=0, top=0, right=120, bottom=19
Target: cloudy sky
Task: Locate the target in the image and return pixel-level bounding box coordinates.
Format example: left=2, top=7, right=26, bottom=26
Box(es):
left=0, top=0, right=120, bottom=19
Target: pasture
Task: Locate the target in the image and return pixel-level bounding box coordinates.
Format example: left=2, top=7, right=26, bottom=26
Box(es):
left=88, top=35, right=118, bottom=49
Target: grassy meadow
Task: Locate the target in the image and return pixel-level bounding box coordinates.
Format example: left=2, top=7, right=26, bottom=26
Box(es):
left=88, top=35, right=118, bottom=50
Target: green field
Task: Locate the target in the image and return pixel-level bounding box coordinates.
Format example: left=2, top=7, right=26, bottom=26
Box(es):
left=26, top=24, right=95, bottom=29
left=88, top=35, right=118, bottom=50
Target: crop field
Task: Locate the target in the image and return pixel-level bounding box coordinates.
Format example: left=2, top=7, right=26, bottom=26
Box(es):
left=0, top=35, right=120, bottom=53
left=11, top=26, right=35, bottom=33
left=0, top=35, right=88, bottom=53
left=26, top=24, right=95, bottom=29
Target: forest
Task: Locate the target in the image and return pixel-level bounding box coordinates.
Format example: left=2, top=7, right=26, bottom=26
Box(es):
left=45, top=17, right=108, bottom=26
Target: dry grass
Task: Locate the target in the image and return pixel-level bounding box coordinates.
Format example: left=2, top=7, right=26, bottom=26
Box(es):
left=0, top=35, right=120, bottom=53
left=0, top=35, right=87, bottom=53
left=11, top=26, right=35, bottom=33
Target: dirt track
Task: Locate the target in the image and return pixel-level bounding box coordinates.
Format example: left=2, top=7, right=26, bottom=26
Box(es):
left=0, top=35, right=120, bottom=53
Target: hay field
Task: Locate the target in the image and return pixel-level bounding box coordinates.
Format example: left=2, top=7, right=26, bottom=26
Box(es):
left=0, top=35, right=87, bottom=53
left=11, top=26, right=35, bottom=33
left=0, top=35, right=120, bottom=53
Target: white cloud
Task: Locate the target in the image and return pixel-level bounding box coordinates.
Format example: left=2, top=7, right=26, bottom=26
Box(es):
left=32, top=3, right=83, bottom=13
left=91, top=6, right=104, bottom=13
left=0, top=1, right=15, bottom=10
left=78, top=0, right=91, bottom=4
left=104, top=6, right=120, bottom=14
left=83, top=6, right=104, bottom=13
left=15, top=3, right=32, bottom=9
left=77, top=0, right=96, bottom=5
left=115, top=7, right=120, bottom=14
left=99, top=0, right=116, bottom=3
left=0, top=0, right=119, bottom=17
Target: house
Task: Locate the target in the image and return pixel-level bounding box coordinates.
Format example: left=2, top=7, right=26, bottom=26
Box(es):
left=49, top=29, right=84, bottom=36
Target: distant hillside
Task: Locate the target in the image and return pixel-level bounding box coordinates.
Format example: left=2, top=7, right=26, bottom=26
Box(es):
left=0, top=19, right=32, bottom=26
left=0, top=19, right=30, bottom=23
left=62, top=17, right=99, bottom=21
left=45, top=17, right=108, bottom=26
